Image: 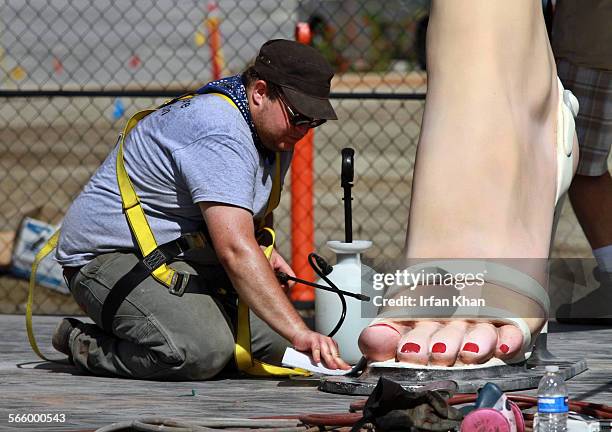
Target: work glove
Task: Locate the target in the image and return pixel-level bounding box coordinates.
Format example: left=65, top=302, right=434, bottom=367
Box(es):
left=350, top=377, right=463, bottom=432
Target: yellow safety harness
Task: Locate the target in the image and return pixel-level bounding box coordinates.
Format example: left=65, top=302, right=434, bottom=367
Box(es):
left=27, top=93, right=308, bottom=377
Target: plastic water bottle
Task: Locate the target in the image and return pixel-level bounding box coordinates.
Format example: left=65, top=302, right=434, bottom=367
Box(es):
left=536, top=365, right=568, bottom=431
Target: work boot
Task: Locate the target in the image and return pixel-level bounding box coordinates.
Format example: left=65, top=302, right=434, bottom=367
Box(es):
left=52, top=318, right=84, bottom=356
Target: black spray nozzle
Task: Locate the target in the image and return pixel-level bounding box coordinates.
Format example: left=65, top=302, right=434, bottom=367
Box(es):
left=275, top=271, right=290, bottom=284
left=341, top=148, right=355, bottom=243
left=311, top=253, right=333, bottom=276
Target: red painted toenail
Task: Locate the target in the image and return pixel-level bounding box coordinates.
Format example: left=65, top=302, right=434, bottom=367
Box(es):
left=462, top=342, right=479, bottom=353
left=401, top=342, right=420, bottom=353
left=370, top=323, right=401, bottom=335
left=431, top=343, right=446, bottom=353
left=500, top=344, right=509, bottom=354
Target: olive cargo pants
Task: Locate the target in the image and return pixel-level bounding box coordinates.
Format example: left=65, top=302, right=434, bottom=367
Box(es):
left=65, top=251, right=290, bottom=380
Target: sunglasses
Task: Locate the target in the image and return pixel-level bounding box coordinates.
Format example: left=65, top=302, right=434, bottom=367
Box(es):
left=278, top=93, right=327, bottom=128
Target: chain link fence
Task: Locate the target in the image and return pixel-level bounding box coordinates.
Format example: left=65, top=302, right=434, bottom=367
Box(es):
left=0, top=0, right=595, bottom=315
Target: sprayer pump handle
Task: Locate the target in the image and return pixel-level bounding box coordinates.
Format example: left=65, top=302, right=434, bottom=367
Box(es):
left=341, top=147, right=354, bottom=186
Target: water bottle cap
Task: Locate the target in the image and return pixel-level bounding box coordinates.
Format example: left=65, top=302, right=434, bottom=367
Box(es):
left=545, top=365, right=559, bottom=372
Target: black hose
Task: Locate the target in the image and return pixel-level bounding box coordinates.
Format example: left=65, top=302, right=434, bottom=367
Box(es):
left=276, top=272, right=369, bottom=302
left=276, top=252, right=370, bottom=337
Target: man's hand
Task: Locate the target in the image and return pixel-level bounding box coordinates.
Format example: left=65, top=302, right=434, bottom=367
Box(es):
left=263, top=247, right=295, bottom=292
left=292, top=329, right=351, bottom=370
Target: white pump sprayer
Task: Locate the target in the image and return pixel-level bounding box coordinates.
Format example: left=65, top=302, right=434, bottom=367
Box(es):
left=314, top=148, right=375, bottom=364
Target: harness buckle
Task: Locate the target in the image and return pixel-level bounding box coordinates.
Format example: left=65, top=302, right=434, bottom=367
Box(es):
left=168, top=272, right=189, bottom=297
left=142, top=249, right=167, bottom=271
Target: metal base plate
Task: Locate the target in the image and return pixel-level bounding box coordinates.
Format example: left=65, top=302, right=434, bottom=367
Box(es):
left=319, top=358, right=587, bottom=395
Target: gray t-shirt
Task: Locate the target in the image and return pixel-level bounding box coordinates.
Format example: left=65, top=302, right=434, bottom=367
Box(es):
left=56, top=93, right=292, bottom=267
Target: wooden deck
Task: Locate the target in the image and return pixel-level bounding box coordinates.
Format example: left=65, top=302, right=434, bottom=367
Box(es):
left=1, top=314, right=611, bottom=431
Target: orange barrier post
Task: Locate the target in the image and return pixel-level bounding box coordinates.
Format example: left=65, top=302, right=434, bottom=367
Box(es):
left=291, top=129, right=315, bottom=301
left=206, top=1, right=224, bottom=80
left=290, top=23, right=315, bottom=303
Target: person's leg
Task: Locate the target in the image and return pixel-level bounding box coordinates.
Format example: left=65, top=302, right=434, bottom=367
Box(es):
left=360, top=0, right=578, bottom=366
left=555, top=173, right=612, bottom=323
left=184, top=255, right=293, bottom=368
left=555, top=59, right=612, bottom=321
left=64, top=252, right=236, bottom=380
left=569, top=173, right=612, bottom=258
left=562, top=60, right=612, bottom=265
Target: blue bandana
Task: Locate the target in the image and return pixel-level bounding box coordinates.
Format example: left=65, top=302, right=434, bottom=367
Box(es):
left=197, top=75, right=269, bottom=157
